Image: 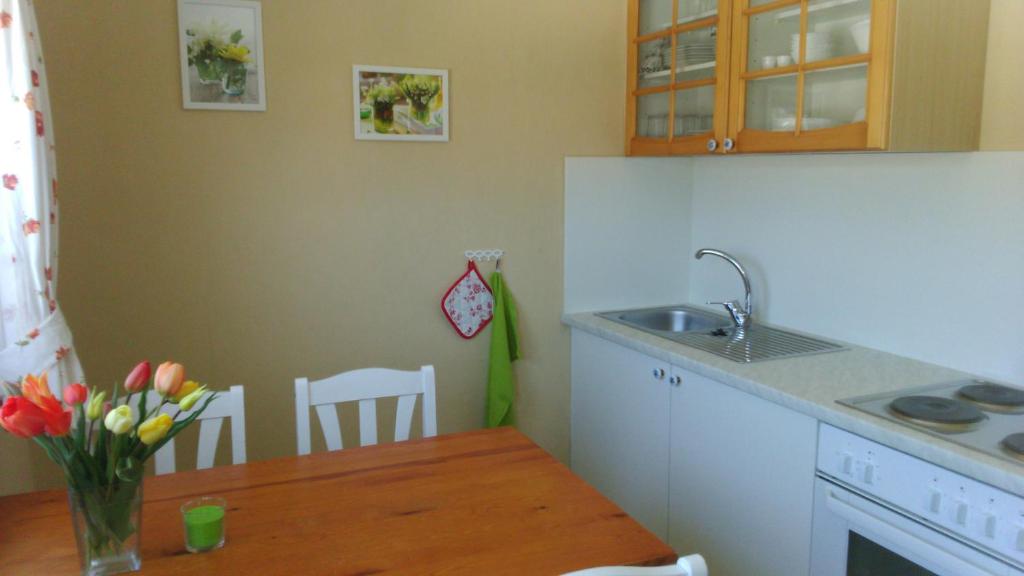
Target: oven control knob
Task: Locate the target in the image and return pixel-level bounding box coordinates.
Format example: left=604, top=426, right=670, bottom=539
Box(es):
left=955, top=501, right=968, bottom=526
left=840, top=453, right=853, bottom=476
left=862, top=463, right=876, bottom=485
left=983, top=513, right=997, bottom=539
left=928, top=489, right=942, bottom=514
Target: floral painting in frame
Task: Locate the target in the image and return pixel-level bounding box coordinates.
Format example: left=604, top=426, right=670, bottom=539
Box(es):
left=353, top=66, right=449, bottom=142
left=177, top=0, right=266, bottom=111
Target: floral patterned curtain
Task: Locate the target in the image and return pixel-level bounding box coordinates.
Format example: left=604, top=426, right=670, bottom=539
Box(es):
left=0, top=0, right=82, bottom=393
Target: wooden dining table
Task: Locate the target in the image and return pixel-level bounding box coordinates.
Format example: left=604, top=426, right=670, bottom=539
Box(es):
left=0, top=427, right=675, bottom=574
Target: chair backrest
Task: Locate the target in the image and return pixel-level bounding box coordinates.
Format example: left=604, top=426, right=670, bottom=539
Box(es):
left=148, top=385, right=247, bottom=475
left=560, top=555, right=708, bottom=576
left=294, top=365, right=436, bottom=455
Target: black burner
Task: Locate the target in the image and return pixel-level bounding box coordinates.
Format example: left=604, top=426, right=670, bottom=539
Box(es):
left=958, top=382, right=1024, bottom=408
left=889, top=395, right=986, bottom=426
left=1003, top=433, right=1024, bottom=456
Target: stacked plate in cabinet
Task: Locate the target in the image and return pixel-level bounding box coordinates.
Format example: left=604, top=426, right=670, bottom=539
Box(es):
left=676, top=39, right=716, bottom=67
left=790, top=32, right=833, bottom=63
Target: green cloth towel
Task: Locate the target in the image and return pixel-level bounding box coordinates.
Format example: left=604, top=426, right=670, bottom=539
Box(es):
left=486, top=270, right=519, bottom=427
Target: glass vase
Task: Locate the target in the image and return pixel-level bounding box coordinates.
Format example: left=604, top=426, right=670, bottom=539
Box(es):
left=194, top=58, right=222, bottom=85
left=373, top=102, right=395, bottom=133
left=68, top=480, right=143, bottom=576
left=410, top=101, right=431, bottom=124
left=221, top=62, right=248, bottom=96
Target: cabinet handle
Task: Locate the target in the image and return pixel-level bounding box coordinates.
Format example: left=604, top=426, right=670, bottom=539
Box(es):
left=706, top=139, right=718, bottom=152
left=652, top=368, right=666, bottom=380
left=723, top=138, right=735, bottom=152
left=669, top=375, right=682, bottom=386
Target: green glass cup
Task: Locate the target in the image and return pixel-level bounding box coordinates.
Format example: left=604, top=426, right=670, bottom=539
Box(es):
left=181, top=497, right=226, bottom=553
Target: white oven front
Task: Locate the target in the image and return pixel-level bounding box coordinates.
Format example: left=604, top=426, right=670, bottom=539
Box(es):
left=811, top=476, right=1022, bottom=576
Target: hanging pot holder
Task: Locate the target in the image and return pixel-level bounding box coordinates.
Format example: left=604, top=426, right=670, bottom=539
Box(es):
left=441, top=261, right=494, bottom=339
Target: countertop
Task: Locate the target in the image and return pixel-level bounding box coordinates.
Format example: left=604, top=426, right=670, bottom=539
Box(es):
left=563, top=310, right=1024, bottom=497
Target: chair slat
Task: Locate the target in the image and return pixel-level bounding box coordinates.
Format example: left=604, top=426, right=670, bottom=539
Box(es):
left=197, top=418, right=223, bottom=470
left=394, top=395, right=417, bottom=442
left=358, top=399, right=377, bottom=446
left=315, top=404, right=344, bottom=451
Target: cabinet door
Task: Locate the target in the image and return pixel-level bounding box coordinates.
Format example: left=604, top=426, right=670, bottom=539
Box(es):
left=668, top=367, right=817, bottom=576
left=627, top=0, right=733, bottom=156
left=570, top=330, right=672, bottom=539
left=727, top=0, right=894, bottom=152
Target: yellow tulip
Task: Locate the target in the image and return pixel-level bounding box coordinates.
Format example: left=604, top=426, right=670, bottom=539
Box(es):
left=86, top=389, right=107, bottom=421
left=138, top=413, right=173, bottom=445
left=170, top=380, right=199, bottom=404
left=179, top=386, right=208, bottom=412
left=218, top=44, right=250, bottom=63
left=103, top=405, right=133, bottom=435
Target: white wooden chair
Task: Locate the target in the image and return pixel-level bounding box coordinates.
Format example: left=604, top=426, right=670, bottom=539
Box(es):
left=561, top=554, right=708, bottom=576
left=148, top=385, right=247, bottom=475
left=294, top=365, right=437, bottom=455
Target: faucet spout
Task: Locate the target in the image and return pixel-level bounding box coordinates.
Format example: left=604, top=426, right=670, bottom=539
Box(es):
left=695, top=248, right=753, bottom=328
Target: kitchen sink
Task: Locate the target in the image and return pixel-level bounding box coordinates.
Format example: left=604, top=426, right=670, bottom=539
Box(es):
left=599, top=306, right=732, bottom=334
left=598, top=304, right=845, bottom=363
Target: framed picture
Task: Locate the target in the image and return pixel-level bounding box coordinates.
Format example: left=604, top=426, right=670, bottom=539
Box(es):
left=353, top=65, right=449, bottom=142
left=177, top=0, right=266, bottom=111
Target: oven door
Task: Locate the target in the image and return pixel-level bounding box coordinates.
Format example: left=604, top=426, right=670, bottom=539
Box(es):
left=811, top=476, right=1020, bottom=576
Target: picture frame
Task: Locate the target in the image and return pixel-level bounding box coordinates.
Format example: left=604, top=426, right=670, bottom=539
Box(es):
left=177, top=0, right=267, bottom=111
left=353, top=65, right=449, bottom=142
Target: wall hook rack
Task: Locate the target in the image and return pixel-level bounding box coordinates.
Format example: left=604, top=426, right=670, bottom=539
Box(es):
left=464, top=249, right=504, bottom=262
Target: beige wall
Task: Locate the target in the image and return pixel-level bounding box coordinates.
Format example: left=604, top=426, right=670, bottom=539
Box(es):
left=5, top=1, right=1019, bottom=496
left=0, top=0, right=625, bottom=495
left=980, top=0, right=1024, bottom=150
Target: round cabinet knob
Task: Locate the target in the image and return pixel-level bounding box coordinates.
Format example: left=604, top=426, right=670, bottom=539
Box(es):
left=652, top=368, right=666, bottom=380
left=723, top=137, right=735, bottom=151
left=669, top=375, right=682, bottom=386
left=706, top=139, right=718, bottom=152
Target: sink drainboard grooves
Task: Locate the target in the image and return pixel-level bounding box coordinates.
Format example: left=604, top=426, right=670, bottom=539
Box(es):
left=671, top=326, right=844, bottom=363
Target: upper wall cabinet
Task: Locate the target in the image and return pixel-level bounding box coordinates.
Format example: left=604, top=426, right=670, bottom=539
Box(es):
left=626, top=0, right=991, bottom=155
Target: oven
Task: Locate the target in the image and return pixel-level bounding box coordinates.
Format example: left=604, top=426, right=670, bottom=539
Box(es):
left=813, top=425, right=1024, bottom=576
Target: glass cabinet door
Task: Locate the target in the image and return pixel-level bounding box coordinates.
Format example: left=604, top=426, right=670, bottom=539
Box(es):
left=628, top=0, right=730, bottom=155
left=729, top=0, right=881, bottom=152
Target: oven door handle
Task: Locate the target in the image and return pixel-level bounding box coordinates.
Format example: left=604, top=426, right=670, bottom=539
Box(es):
left=825, top=490, right=997, bottom=576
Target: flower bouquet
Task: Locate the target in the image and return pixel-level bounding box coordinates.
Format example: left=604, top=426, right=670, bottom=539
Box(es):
left=366, top=82, right=400, bottom=133
left=398, top=75, right=441, bottom=124
left=0, top=362, right=217, bottom=576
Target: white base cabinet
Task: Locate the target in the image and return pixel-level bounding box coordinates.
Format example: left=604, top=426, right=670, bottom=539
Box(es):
left=570, top=329, right=818, bottom=576
left=570, top=330, right=671, bottom=539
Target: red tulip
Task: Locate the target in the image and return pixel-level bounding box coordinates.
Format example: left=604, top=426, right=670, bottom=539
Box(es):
left=154, top=362, right=185, bottom=397
left=124, top=361, right=151, bottom=393
left=62, top=383, right=88, bottom=406
left=40, top=399, right=72, bottom=437
left=0, top=397, right=47, bottom=438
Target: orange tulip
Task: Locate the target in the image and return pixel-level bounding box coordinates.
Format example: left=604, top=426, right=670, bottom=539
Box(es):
left=20, top=373, right=54, bottom=406
left=0, top=396, right=47, bottom=438
left=154, top=362, right=185, bottom=397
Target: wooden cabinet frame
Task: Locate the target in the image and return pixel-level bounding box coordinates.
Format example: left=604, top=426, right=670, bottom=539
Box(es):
left=626, top=0, right=733, bottom=155
left=626, top=0, right=989, bottom=155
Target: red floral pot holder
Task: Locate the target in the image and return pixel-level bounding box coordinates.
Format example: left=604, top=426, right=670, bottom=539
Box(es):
left=441, top=261, right=494, bottom=339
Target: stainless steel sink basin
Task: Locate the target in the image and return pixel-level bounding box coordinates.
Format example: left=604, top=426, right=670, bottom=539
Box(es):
left=597, top=304, right=845, bottom=363
left=600, top=306, right=732, bottom=334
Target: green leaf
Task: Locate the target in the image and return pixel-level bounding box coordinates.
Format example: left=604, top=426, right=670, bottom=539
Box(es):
left=230, top=29, right=243, bottom=43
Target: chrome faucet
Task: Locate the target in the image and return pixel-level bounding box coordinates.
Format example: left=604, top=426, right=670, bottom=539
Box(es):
left=694, top=248, right=753, bottom=329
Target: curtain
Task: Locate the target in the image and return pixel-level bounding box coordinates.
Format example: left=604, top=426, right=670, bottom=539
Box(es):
left=0, top=0, right=82, bottom=393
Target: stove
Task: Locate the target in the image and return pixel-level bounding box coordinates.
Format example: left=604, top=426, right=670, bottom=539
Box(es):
left=839, top=379, right=1024, bottom=465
